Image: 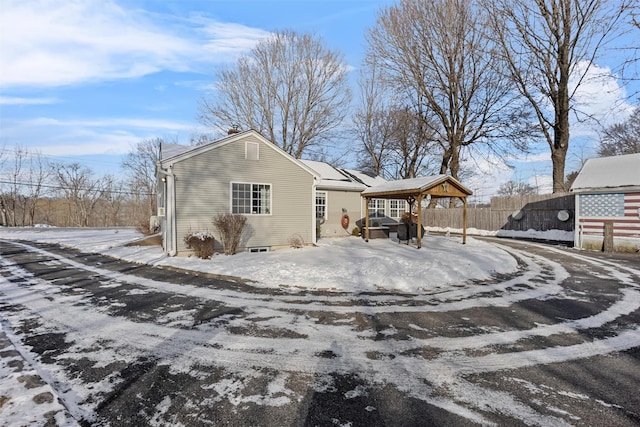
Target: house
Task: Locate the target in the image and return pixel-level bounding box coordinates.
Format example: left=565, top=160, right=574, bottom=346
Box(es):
left=570, top=153, right=640, bottom=252
left=156, top=129, right=393, bottom=256
left=300, top=160, right=393, bottom=237
left=157, top=130, right=319, bottom=255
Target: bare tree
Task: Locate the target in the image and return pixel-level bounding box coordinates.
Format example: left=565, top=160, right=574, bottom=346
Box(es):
left=366, top=0, right=528, bottom=183
left=0, top=145, right=23, bottom=226
left=487, top=0, right=632, bottom=192
left=354, top=62, right=438, bottom=179
left=98, top=176, right=127, bottom=227
left=497, top=180, right=537, bottom=196
left=52, top=162, right=105, bottom=227
left=200, top=29, right=352, bottom=159
left=23, top=151, right=49, bottom=226
left=598, top=107, right=640, bottom=156
left=0, top=145, right=49, bottom=226
left=121, top=138, right=160, bottom=231
left=387, top=106, right=438, bottom=179
left=353, top=61, right=396, bottom=177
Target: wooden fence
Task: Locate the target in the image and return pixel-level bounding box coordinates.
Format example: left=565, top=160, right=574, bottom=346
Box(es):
left=423, top=193, right=575, bottom=232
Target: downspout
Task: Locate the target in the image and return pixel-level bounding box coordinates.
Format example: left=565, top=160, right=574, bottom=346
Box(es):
left=574, top=193, right=581, bottom=249
left=158, top=166, right=177, bottom=256
left=312, top=178, right=318, bottom=244
left=364, top=196, right=370, bottom=242
left=416, top=194, right=423, bottom=249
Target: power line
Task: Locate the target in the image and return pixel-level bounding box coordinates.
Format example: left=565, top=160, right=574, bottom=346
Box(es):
left=0, top=147, right=125, bottom=169
left=0, top=180, right=155, bottom=197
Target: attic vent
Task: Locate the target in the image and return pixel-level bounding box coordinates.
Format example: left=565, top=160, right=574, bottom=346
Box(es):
left=246, top=142, right=259, bottom=160
left=228, top=124, right=240, bottom=135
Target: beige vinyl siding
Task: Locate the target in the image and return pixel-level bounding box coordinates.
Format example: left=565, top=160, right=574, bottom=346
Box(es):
left=170, top=136, right=314, bottom=254
left=319, top=189, right=363, bottom=237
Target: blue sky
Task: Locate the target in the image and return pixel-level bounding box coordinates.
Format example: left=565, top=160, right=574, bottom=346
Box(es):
left=1, top=0, right=637, bottom=200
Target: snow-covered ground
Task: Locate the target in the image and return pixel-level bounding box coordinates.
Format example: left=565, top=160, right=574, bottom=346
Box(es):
left=2, top=226, right=638, bottom=426
left=0, top=226, right=573, bottom=293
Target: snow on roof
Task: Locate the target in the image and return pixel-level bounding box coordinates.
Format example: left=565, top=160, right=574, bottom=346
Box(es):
left=160, top=142, right=192, bottom=160
left=362, top=174, right=473, bottom=197
left=570, top=153, right=640, bottom=193
left=343, top=169, right=387, bottom=188
left=300, top=160, right=386, bottom=191
left=362, top=175, right=447, bottom=195
left=300, top=160, right=351, bottom=182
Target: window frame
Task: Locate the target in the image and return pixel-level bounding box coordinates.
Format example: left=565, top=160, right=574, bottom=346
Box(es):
left=230, top=182, right=272, bottom=215
left=315, top=190, right=327, bottom=221
left=368, top=198, right=386, bottom=218
left=389, top=199, right=407, bottom=219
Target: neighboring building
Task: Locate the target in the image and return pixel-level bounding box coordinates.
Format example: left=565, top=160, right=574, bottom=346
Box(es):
left=570, top=153, right=640, bottom=252
left=156, top=130, right=392, bottom=256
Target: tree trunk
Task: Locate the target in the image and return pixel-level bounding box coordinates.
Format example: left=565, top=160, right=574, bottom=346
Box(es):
left=551, top=143, right=568, bottom=193
left=552, top=74, right=570, bottom=193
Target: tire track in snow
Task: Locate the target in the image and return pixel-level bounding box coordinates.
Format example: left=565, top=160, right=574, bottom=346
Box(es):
left=1, top=239, right=639, bottom=426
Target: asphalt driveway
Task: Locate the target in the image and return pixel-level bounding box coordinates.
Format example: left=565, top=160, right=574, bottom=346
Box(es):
left=1, top=238, right=639, bottom=426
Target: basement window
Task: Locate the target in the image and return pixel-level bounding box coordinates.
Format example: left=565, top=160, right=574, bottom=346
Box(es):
left=249, top=247, right=269, bottom=253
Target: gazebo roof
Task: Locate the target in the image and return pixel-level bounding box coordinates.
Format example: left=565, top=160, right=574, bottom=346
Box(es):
left=362, top=174, right=473, bottom=199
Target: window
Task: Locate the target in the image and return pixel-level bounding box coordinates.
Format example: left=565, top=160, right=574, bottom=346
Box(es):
left=390, top=200, right=406, bottom=219
left=368, top=199, right=385, bottom=217
left=249, top=247, right=269, bottom=253
left=316, top=191, right=327, bottom=220
left=232, top=183, right=271, bottom=215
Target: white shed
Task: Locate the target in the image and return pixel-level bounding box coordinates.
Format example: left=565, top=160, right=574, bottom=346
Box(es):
left=570, top=153, right=640, bottom=252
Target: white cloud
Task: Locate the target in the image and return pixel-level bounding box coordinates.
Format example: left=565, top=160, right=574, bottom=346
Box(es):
left=510, top=152, right=551, bottom=163
left=461, top=154, right=514, bottom=202
left=1, top=116, right=201, bottom=159
left=33, top=135, right=140, bottom=157
left=570, top=61, right=634, bottom=127
left=198, top=21, right=270, bottom=54
left=23, top=117, right=194, bottom=132
left=0, top=96, right=60, bottom=105
left=526, top=174, right=553, bottom=195
left=0, top=0, right=269, bottom=88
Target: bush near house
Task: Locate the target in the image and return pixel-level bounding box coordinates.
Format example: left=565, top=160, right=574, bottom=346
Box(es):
left=212, top=213, right=247, bottom=255
left=183, top=231, right=216, bottom=259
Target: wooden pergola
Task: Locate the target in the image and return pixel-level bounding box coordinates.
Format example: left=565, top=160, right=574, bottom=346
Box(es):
left=361, top=175, right=473, bottom=249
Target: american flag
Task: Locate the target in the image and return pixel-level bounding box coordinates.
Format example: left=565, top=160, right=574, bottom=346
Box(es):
left=579, top=192, right=640, bottom=238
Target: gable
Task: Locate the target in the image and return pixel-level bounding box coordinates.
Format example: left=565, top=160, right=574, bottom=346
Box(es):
left=159, top=129, right=319, bottom=179
left=362, top=175, right=472, bottom=199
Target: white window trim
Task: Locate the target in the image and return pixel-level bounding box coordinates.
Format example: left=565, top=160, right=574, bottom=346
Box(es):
left=230, top=181, right=273, bottom=216
left=389, top=199, right=407, bottom=219
left=369, top=198, right=386, bottom=218
left=316, top=190, right=328, bottom=221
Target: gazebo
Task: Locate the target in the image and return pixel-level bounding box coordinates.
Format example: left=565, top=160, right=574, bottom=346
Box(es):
left=361, top=174, right=473, bottom=248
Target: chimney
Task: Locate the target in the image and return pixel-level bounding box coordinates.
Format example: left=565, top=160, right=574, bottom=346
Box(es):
left=228, top=124, right=240, bottom=135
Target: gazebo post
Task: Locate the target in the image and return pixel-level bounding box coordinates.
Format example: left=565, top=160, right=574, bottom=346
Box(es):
left=364, top=197, right=370, bottom=242
left=462, top=197, right=467, bottom=244
left=416, top=194, right=423, bottom=249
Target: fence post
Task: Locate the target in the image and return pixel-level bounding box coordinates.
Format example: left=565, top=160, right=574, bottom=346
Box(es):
left=603, top=221, right=614, bottom=252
